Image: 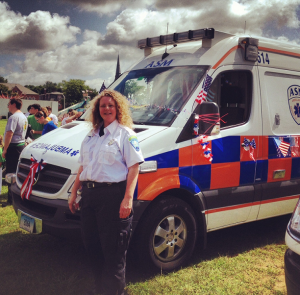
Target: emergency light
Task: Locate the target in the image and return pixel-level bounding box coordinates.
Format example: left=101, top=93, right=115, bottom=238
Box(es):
left=242, top=38, right=259, bottom=62
left=137, top=28, right=215, bottom=49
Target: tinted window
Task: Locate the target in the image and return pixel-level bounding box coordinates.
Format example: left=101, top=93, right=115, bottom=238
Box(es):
left=208, top=71, right=252, bottom=128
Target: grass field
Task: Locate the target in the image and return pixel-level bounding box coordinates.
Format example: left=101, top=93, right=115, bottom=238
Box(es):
left=0, top=117, right=290, bottom=294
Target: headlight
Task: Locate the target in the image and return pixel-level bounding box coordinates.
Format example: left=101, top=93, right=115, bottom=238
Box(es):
left=290, top=198, right=300, bottom=233
left=5, top=173, right=16, bottom=184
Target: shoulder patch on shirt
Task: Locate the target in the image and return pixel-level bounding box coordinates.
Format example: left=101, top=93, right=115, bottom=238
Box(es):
left=128, top=135, right=140, bottom=152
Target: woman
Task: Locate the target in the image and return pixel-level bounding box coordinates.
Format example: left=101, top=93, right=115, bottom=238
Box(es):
left=34, top=110, right=57, bottom=135
left=61, top=109, right=82, bottom=126
left=68, top=89, right=144, bottom=295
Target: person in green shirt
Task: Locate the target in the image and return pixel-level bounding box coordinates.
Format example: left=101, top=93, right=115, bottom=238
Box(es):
left=0, top=134, right=5, bottom=197
left=27, top=104, right=44, bottom=140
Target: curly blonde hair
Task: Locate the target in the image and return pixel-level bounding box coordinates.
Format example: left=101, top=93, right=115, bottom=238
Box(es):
left=88, top=89, right=133, bottom=129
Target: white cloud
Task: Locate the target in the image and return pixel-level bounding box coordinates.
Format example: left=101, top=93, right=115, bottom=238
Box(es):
left=4, top=28, right=142, bottom=88
left=62, top=0, right=155, bottom=15
left=0, top=2, right=81, bottom=53
left=3, top=0, right=300, bottom=89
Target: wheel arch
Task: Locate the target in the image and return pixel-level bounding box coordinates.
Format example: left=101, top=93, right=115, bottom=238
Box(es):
left=134, top=187, right=207, bottom=249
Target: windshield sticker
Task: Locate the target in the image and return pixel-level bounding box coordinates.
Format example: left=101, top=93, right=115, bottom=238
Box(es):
left=30, top=142, right=79, bottom=157
left=287, top=85, right=300, bottom=125
left=128, top=136, right=140, bottom=152
left=145, top=59, right=174, bottom=68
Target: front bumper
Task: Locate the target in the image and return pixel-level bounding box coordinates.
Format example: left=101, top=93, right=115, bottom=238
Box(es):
left=11, top=183, right=150, bottom=239
left=285, top=248, right=300, bottom=295
left=11, top=183, right=82, bottom=239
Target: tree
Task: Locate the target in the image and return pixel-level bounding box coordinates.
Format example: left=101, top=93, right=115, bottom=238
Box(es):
left=61, top=79, right=85, bottom=107
left=25, top=85, right=44, bottom=94
left=0, top=84, right=9, bottom=94
left=44, top=81, right=58, bottom=93
left=0, top=76, right=8, bottom=83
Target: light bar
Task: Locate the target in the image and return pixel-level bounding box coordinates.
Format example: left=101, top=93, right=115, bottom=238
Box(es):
left=137, top=28, right=215, bottom=49
left=160, top=34, right=175, bottom=45
left=148, top=36, right=161, bottom=47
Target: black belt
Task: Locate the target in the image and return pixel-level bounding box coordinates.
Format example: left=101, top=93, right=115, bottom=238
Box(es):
left=82, top=180, right=126, bottom=189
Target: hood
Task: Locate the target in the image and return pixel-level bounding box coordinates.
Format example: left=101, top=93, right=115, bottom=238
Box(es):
left=133, top=124, right=167, bottom=142
left=21, top=121, right=167, bottom=173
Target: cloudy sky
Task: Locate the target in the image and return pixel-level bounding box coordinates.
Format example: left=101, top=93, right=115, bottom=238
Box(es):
left=1, top=0, right=300, bottom=90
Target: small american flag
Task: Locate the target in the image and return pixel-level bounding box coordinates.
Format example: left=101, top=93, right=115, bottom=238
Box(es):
left=195, top=74, right=213, bottom=104
left=274, top=138, right=290, bottom=157
left=279, top=141, right=290, bottom=157
left=99, top=82, right=106, bottom=94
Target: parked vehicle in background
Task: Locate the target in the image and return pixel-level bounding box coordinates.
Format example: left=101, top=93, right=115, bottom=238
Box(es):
left=7, top=27, right=300, bottom=271
left=285, top=198, right=300, bottom=295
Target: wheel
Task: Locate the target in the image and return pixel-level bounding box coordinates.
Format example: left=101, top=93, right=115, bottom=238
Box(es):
left=135, top=196, right=197, bottom=271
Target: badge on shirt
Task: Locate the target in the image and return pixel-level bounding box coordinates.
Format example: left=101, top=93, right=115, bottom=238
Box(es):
left=108, top=139, right=115, bottom=146
left=129, top=135, right=140, bottom=152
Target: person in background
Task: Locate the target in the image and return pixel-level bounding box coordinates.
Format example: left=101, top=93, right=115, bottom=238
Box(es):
left=34, top=110, right=57, bottom=135
left=3, top=98, right=28, bottom=205
left=41, top=107, right=51, bottom=122
left=24, top=105, right=32, bottom=118
left=61, top=109, right=82, bottom=126
left=0, top=135, right=5, bottom=197
left=27, top=104, right=43, bottom=140
left=69, top=90, right=144, bottom=295
left=46, top=106, right=58, bottom=126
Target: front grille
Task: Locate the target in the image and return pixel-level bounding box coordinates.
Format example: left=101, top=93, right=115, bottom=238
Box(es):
left=17, top=158, right=71, bottom=194
left=19, top=198, right=57, bottom=218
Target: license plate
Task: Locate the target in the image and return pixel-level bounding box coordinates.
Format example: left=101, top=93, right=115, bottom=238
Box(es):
left=19, top=213, right=35, bottom=233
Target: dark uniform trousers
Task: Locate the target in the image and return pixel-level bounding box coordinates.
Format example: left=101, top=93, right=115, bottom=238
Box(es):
left=81, top=181, right=132, bottom=295
left=6, top=144, right=25, bottom=203
left=6, top=144, right=25, bottom=174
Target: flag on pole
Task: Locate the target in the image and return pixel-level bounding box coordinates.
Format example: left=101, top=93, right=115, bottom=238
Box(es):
left=99, top=82, right=106, bottom=94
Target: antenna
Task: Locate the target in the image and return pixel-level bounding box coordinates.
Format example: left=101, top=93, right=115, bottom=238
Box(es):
left=162, top=23, right=169, bottom=60
left=244, top=21, right=246, bottom=34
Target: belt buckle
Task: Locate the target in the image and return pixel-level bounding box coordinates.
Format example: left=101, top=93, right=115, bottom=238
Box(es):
left=107, top=183, right=112, bottom=186
left=87, top=182, right=95, bottom=189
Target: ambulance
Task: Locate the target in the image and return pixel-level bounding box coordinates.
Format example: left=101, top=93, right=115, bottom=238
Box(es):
left=8, top=28, right=300, bottom=271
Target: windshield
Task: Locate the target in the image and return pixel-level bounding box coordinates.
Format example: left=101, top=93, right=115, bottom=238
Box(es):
left=82, top=66, right=207, bottom=126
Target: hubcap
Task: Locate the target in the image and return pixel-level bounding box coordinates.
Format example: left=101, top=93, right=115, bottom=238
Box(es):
left=152, top=214, right=187, bottom=262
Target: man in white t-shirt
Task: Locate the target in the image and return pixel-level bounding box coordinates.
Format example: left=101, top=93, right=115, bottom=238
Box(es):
left=46, top=106, right=58, bottom=126
left=24, top=105, right=32, bottom=118
left=3, top=98, right=28, bottom=205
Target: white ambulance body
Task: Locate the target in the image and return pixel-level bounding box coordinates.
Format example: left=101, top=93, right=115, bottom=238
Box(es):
left=10, top=28, right=300, bottom=270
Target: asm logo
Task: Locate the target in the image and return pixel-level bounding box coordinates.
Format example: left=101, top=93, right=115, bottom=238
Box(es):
left=145, top=59, right=174, bottom=68
left=287, top=85, right=300, bottom=125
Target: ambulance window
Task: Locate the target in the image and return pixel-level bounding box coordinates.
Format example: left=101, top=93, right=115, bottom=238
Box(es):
left=210, top=70, right=252, bottom=128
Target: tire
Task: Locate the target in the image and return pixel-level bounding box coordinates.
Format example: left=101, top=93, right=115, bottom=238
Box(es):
left=135, top=196, right=197, bottom=271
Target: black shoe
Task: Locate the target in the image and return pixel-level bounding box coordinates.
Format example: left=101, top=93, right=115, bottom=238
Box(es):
left=0, top=201, right=11, bottom=207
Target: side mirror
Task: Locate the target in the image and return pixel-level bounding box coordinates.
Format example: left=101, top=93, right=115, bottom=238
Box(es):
left=198, top=102, right=220, bottom=135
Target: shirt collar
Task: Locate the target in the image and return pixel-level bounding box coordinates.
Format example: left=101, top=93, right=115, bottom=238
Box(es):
left=89, top=120, right=118, bottom=137
left=104, top=120, right=118, bottom=135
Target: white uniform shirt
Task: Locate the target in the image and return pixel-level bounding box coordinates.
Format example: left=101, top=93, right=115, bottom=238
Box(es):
left=49, top=113, right=58, bottom=125
left=78, top=120, right=144, bottom=183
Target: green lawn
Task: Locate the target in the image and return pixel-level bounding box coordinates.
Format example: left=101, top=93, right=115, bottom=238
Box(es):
left=0, top=117, right=289, bottom=294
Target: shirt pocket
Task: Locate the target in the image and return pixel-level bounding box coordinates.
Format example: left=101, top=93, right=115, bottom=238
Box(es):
left=99, top=146, right=118, bottom=165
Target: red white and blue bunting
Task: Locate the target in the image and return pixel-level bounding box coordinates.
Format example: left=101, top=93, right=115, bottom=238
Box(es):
left=20, top=155, right=47, bottom=200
